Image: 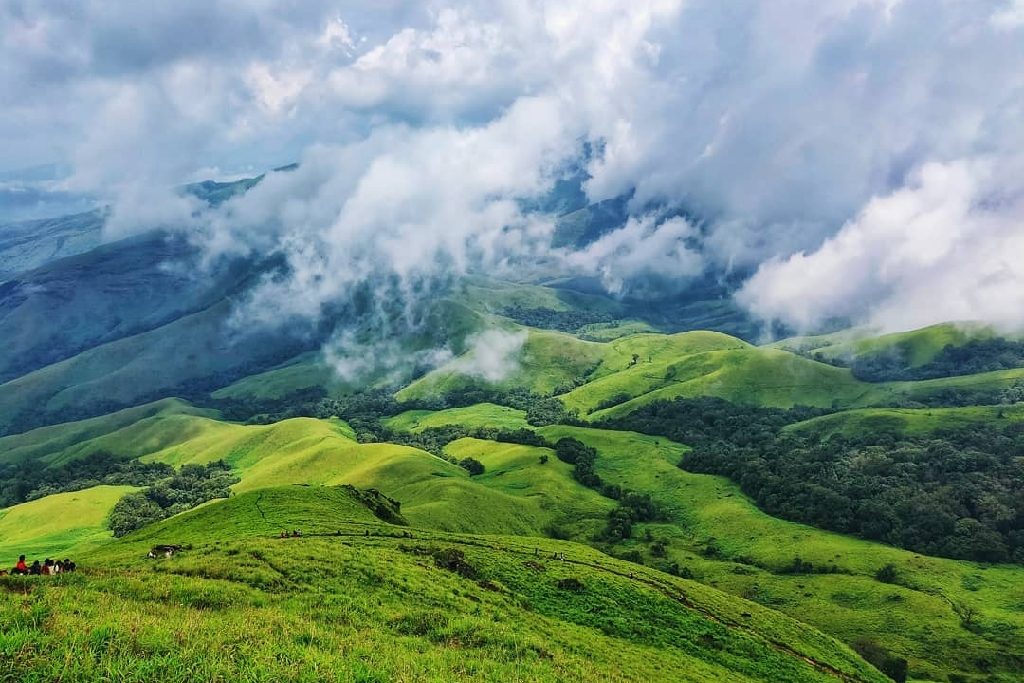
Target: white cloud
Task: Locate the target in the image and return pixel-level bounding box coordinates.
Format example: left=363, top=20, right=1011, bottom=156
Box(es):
left=992, top=0, right=1024, bottom=28
left=566, top=214, right=704, bottom=295
left=738, top=158, right=1024, bottom=333
left=452, top=328, right=528, bottom=382
left=5, top=0, right=1024, bottom=342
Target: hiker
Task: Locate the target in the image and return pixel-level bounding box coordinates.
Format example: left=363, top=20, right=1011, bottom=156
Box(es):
left=29, top=560, right=41, bottom=575
left=44, top=559, right=58, bottom=575
left=62, top=559, right=75, bottom=572
left=12, top=555, right=28, bottom=575
left=293, top=529, right=302, bottom=537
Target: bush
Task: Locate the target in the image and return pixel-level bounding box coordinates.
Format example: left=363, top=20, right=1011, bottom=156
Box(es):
left=875, top=564, right=899, bottom=584
left=459, top=458, right=485, bottom=476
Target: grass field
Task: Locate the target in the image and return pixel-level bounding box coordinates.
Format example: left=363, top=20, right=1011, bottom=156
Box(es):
left=772, top=322, right=999, bottom=366
left=535, top=425, right=1024, bottom=682
left=384, top=403, right=529, bottom=433
left=0, top=485, right=888, bottom=683
left=563, top=346, right=873, bottom=418
left=0, top=485, right=138, bottom=562
left=7, top=317, right=1024, bottom=681
left=787, top=403, right=1024, bottom=438
left=0, top=398, right=218, bottom=466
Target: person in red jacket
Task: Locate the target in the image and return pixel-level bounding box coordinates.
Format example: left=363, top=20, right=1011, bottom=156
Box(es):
left=12, top=555, right=28, bottom=575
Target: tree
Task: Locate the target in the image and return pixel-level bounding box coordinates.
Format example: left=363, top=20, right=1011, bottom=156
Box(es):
left=874, top=563, right=899, bottom=584
left=459, top=458, right=485, bottom=476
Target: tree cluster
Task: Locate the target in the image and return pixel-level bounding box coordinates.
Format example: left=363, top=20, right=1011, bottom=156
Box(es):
left=553, top=437, right=663, bottom=540
left=849, top=338, right=1024, bottom=382
left=603, top=397, right=1024, bottom=563
left=0, top=451, right=175, bottom=508
left=108, top=461, right=239, bottom=537
left=499, top=306, right=615, bottom=334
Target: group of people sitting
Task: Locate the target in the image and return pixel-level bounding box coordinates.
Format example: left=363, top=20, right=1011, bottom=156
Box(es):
left=7, top=555, right=77, bottom=576
left=278, top=529, right=302, bottom=538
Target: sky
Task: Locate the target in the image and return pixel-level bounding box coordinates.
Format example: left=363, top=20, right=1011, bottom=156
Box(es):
left=3, top=0, right=1024, bottom=335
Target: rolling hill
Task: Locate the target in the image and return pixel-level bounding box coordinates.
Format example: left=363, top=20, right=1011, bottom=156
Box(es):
left=0, top=484, right=888, bottom=683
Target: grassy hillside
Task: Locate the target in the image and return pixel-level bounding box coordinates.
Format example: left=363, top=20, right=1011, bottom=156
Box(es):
left=0, top=299, right=312, bottom=436
left=1, top=409, right=608, bottom=539
left=5, top=400, right=1024, bottom=680
left=565, top=346, right=872, bottom=419
left=535, top=425, right=1024, bottom=682
left=787, top=403, right=1024, bottom=438
left=0, top=398, right=217, bottom=466
left=210, top=351, right=340, bottom=401
left=773, top=322, right=999, bottom=366
left=0, top=485, right=137, bottom=561
left=384, top=403, right=529, bottom=433
left=0, top=486, right=887, bottom=682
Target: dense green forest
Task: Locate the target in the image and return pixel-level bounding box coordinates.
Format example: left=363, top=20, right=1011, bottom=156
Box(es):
left=603, top=398, right=1024, bottom=563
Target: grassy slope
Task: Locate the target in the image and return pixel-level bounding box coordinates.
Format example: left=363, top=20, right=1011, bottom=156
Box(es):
left=853, top=366, right=1024, bottom=405
left=5, top=408, right=608, bottom=540
left=787, top=403, right=1024, bottom=438
left=535, top=425, right=1024, bottom=682
left=384, top=403, right=529, bottom=433
left=6, top=400, right=1024, bottom=679
left=773, top=322, right=999, bottom=366
left=0, top=485, right=138, bottom=561
left=0, top=486, right=886, bottom=683
left=0, top=398, right=217, bottom=466
left=565, top=348, right=872, bottom=418
left=0, top=299, right=309, bottom=434
left=210, top=351, right=340, bottom=401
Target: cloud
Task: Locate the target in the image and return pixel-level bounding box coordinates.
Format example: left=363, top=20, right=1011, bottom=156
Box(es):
left=4, top=0, right=1024, bottom=344
left=566, top=214, right=704, bottom=295
left=452, top=329, right=528, bottom=382
left=738, top=158, right=1024, bottom=333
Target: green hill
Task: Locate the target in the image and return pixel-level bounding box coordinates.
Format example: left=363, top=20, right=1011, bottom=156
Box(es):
left=7, top=319, right=1024, bottom=681
left=786, top=403, right=1024, bottom=439
left=0, top=485, right=137, bottom=560
left=533, top=425, right=1024, bottom=683
left=384, top=403, right=529, bottom=433
left=564, top=346, right=872, bottom=418
left=0, top=485, right=887, bottom=683
left=0, top=398, right=217, bottom=466
left=772, top=322, right=999, bottom=366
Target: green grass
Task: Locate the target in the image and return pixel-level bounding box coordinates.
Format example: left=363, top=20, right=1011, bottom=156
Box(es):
left=0, top=485, right=888, bottom=683
left=6, top=402, right=1024, bottom=680
left=563, top=346, right=872, bottom=418
left=577, top=320, right=659, bottom=340
left=0, top=398, right=217, bottom=466
left=787, top=403, right=1024, bottom=438
left=853, top=366, right=1024, bottom=405
left=773, top=322, right=1000, bottom=366
left=0, top=485, right=138, bottom=562
left=535, top=425, right=1024, bottom=682
left=384, top=403, right=529, bottom=433
left=211, top=352, right=341, bottom=401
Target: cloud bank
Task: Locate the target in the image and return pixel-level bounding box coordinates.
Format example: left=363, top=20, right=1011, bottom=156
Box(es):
left=4, top=0, right=1024, bottom=342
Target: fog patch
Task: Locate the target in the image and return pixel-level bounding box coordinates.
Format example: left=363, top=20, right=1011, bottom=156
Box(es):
left=452, top=328, right=528, bottom=382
